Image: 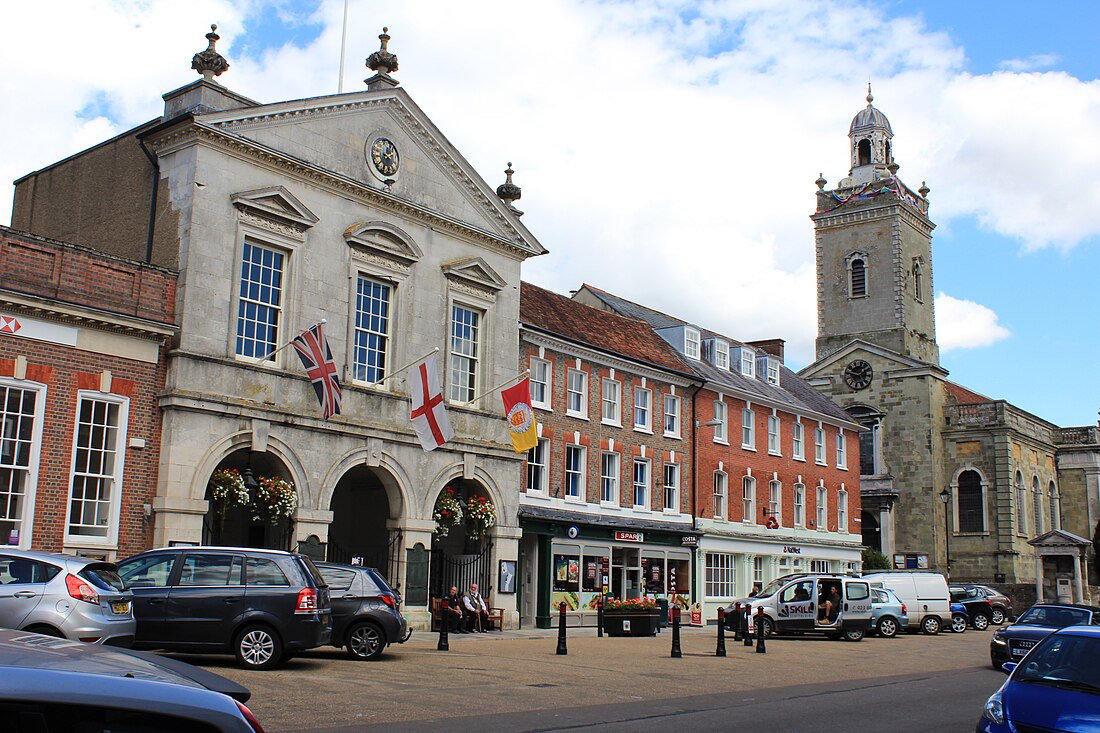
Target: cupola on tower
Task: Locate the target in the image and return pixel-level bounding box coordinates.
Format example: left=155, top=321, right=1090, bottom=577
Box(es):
left=811, top=86, right=939, bottom=366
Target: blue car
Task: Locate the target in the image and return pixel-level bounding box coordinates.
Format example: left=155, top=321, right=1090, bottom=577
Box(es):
left=951, top=602, right=970, bottom=633
left=979, top=625, right=1100, bottom=732
left=870, top=587, right=908, bottom=638
left=990, top=603, right=1100, bottom=669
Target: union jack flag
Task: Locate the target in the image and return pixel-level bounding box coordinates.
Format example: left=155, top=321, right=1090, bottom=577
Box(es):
left=291, top=323, right=342, bottom=419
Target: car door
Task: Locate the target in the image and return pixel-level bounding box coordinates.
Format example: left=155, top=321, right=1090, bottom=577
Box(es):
left=0, top=555, right=54, bottom=628
left=776, top=579, right=815, bottom=632
left=321, top=566, right=361, bottom=642
left=118, top=552, right=178, bottom=644
left=165, top=553, right=245, bottom=648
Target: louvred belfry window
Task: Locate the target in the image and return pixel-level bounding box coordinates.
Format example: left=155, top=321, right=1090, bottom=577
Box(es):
left=850, top=258, right=867, bottom=297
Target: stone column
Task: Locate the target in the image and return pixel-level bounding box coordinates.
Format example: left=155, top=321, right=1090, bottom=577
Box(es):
left=292, top=508, right=334, bottom=548
left=1074, top=550, right=1085, bottom=604
left=392, top=518, right=435, bottom=631
left=880, top=503, right=895, bottom=557
left=1035, top=554, right=1044, bottom=603
left=152, top=496, right=208, bottom=547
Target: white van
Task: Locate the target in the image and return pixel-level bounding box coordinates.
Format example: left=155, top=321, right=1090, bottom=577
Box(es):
left=724, top=574, right=873, bottom=641
left=861, top=571, right=951, bottom=634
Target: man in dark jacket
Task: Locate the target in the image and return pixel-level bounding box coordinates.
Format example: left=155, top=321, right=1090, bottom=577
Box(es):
left=445, top=586, right=466, bottom=633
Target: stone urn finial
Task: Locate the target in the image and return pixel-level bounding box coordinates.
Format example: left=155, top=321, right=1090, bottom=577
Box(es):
left=815, top=172, right=827, bottom=190
left=367, top=26, right=399, bottom=75
left=919, top=181, right=930, bottom=198
left=192, top=24, right=230, bottom=81
left=496, top=162, right=524, bottom=216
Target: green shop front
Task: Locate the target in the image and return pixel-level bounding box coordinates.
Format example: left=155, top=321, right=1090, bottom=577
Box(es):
left=518, top=506, right=695, bottom=629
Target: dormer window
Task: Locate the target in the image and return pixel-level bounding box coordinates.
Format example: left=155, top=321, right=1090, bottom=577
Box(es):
left=740, top=348, right=755, bottom=378
left=766, top=357, right=780, bottom=386
left=684, top=328, right=700, bottom=359
left=849, top=256, right=867, bottom=298
left=715, top=340, right=729, bottom=369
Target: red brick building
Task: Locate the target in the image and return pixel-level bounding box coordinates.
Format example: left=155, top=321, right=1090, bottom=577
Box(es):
left=0, top=226, right=176, bottom=559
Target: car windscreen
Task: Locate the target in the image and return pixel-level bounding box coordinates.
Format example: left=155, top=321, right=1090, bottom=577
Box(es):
left=1017, top=606, right=1092, bottom=627
left=1013, top=634, right=1100, bottom=690
left=756, top=577, right=787, bottom=598
left=80, top=564, right=126, bottom=592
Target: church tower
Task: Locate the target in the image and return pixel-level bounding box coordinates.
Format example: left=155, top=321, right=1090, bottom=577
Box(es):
left=811, top=86, right=939, bottom=366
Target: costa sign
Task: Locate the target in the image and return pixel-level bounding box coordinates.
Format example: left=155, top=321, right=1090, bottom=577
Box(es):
left=615, top=531, right=644, bottom=543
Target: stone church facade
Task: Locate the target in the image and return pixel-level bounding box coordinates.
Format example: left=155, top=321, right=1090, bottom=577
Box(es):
left=800, top=89, right=1100, bottom=605
left=10, top=28, right=546, bottom=629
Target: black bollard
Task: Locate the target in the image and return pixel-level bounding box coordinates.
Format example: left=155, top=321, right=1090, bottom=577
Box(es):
left=597, top=596, right=604, bottom=638
left=437, top=598, right=450, bottom=652
left=756, top=607, right=767, bottom=653
left=556, top=602, right=568, bottom=655
left=731, top=602, right=741, bottom=641
left=716, top=607, right=726, bottom=657
left=670, top=606, right=682, bottom=658
left=743, top=606, right=753, bottom=647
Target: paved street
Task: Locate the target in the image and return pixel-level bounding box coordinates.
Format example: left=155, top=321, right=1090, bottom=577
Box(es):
left=175, top=625, right=1005, bottom=731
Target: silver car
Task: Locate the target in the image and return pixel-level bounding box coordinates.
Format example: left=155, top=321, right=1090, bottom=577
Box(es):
left=0, top=549, right=134, bottom=645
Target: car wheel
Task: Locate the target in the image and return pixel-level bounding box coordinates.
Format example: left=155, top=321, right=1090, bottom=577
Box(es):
left=922, top=615, right=942, bottom=635
left=877, top=616, right=899, bottom=639
left=842, top=627, right=865, bottom=642
left=346, top=621, right=386, bottom=661
left=24, top=625, right=64, bottom=638
left=991, top=608, right=1005, bottom=625
left=950, top=614, right=968, bottom=633
left=234, top=625, right=283, bottom=671
left=971, top=613, right=990, bottom=631
left=755, top=616, right=775, bottom=639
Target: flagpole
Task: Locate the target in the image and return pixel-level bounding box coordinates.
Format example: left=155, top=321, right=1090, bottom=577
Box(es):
left=337, top=0, right=349, bottom=93
left=256, top=319, right=327, bottom=363
left=466, top=369, right=530, bottom=406
left=372, top=347, right=440, bottom=385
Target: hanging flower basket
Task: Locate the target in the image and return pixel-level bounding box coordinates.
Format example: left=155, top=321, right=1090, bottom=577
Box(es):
left=465, top=495, right=497, bottom=540
left=207, top=469, right=249, bottom=514
left=251, top=476, right=298, bottom=522
left=433, top=488, right=464, bottom=538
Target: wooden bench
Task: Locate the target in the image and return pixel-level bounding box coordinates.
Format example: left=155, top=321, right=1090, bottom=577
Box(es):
left=430, top=597, right=505, bottom=631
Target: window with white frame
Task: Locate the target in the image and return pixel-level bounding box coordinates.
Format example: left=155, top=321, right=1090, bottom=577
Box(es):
left=0, top=382, right=44, bottom=547
left=713, top=400, right=728, bottom=442
left=811, top=560, right=829, bottom=574
left=526, top=439, right=548, bottom=493
left=753, top=556, right=764, bottom=586
left=715, top=341, right=729, bottom=369
left=564, top=445, right=586, bottom=499
left=814, top=426, right=826, bottom=465
left=633, top=387, right=651, bottom=431
left=741, top=408, right=755, bottom=449
left=530, top=358, right=551, bottom=409
left=836, top=429, right=847, bottom=469
left=768, top=480, right=781, bottom=522
left=768, top=414, right=780, bottom=455
left=766, top=358, right=780, bottom=385
left=742, top=475, right=756, bottom=523
left=449, top=304, right=481, bottom=402
left=816, top=486, right=827, bottom=530
left=663, top=463, right=680, bottom=511
left=600, top=452, right=620, bottom=504
left=793, top=421, right=805, bottom=460
left=794, top=483, right=805, bottom=526
left=685, top=328, right=701, bottom=359
left=67, top=393, right=128, bottom=541
left=740, top=349, right=755, bottom=377
left=601, top=378, right=621, bottom=424
left=713, top=471, right=727, bottom=520
left=663, top=394, right=681, bottom=437
left=566, top=369, right=588, bottom=417
left=236, top=240, right=285, bottom=360
left=353, top=276, right=391, bottom=384
left=838, top=488, right=848, bottom=532
left=633, top=459, right=650, bottom=509
left=705, top=552, right=736, bottom=598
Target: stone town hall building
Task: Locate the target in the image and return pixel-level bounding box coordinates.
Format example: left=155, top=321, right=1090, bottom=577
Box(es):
left=10, top=28, right=545, bottom=629
left=800, top=89, right=1100, bottom=605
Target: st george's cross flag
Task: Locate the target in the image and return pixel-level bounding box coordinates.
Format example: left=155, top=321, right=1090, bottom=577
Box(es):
left=408, top=353, right=454, bottom=451
left=291, top=323, right=342, bottom=420
left=501, top=377, right=538, bottom=453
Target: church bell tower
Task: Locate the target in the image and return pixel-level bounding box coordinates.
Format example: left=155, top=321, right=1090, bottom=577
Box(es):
left=811, top=86, right=939, bottom=366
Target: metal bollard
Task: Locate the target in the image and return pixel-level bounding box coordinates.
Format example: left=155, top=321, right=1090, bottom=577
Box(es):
left=731, top=602, right=741, bottom=641
left=597, top=596, right=604, bottom=638
left=756, top=607, right=767, bottom=653
left=437, top=598, right=450, bottom=652
left=716, top=607, right=726, bottom=657
left=556, top=602, right=568, bottom=655
left=670, top=606, right=682, bottom=658
left=743, top=606, right=753, bottom=647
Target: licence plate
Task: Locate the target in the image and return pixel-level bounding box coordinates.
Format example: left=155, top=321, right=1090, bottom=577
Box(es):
left=111, top=601, right=131, bottom=615
left=1010, top=641, right=1034, bottom=657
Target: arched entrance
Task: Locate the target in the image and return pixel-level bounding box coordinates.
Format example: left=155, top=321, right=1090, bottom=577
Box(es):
left=327, top=466, right=400, bottom=585
left=861, top=510, right=881, bottom=552
left=202, top=450, right=296, bottom=550
left=429, top=479, right=496, bottom=599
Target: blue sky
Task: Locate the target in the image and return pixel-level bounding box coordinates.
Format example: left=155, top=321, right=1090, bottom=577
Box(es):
left=0, top=0, right=1097, bottom=427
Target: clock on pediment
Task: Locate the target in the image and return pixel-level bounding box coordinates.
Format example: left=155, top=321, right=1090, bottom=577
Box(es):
left=843, top=359, right=873, bottom=391
left=366, top=136, right=399, bottom=179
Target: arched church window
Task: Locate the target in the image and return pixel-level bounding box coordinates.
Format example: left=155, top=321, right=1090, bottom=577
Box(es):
left=1015, top=471, right=1026, bottom=535
left=957, top=470, right=984, bottom=533
left=845, top=405, right=883, bottom=476
left=858, top=139, right=872, bottom=166
left=913, top=259, right=923, bottom=302
left=1032, top=476, right=1044, bottom=535
left=1048, top=481, right=1060, bottom=531
left=850, top=258, right=867, bottom=298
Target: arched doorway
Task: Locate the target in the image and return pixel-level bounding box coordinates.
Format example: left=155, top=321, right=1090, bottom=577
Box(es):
left=429, top=479, right=496, bottom=599
left=861, top=510, right=881, bottom=552
left=202, top=450, right=296, bottom=550
left=327, top=466, right=399, bottom=585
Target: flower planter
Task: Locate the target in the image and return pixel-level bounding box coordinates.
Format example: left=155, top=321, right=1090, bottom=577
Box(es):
left=602, top=610, right=660, bottom=637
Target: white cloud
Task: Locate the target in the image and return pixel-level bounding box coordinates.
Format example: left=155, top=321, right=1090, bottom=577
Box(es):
left=999, top=54, right=1059, bottom=72
left=934, top=292, right=1011, bottom=352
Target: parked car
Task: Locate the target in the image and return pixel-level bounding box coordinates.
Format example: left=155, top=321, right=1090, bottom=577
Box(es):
left=989, top=603, right=1100, bottom=669
left=315, top=562, right=409, bottom=660
left=117, top=546, right=331, bottom=670
left=862, top=571, right=951, bottom=635
left=0, top=549, right=134, bottom=646
left=966, top=584, right=1014, bottom=625
left=979, top=625, right=1100, bottom=732
left=869, top=587, right=908, bottom=638
left=0, top=626, right=263, bottom=731
left=949, top=585, right=993, bottom=630
left=950, top=602, right=969, bottom=633
left=723, top=574, right=872, bottom=641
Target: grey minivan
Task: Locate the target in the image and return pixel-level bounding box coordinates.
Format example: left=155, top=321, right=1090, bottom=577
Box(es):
left=0, top=549, right=134, bottom=646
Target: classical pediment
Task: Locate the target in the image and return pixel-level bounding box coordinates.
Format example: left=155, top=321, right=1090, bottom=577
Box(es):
left=344, top=221, right=423, bottom=267
left=1029, top=529, right=1092, bottom=548
left=442, top=258, right=506, bottom=295
left=230, top=186, right=319, bottom=230
left=799, top=339, right=944, bottom=380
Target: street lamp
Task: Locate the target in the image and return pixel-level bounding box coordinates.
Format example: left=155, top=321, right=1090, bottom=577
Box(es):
left=939, top=487, right=951, bottom=580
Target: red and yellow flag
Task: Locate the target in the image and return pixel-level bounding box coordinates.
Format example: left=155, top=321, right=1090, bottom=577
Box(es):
left=501, top=378, right=538, bottom=453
